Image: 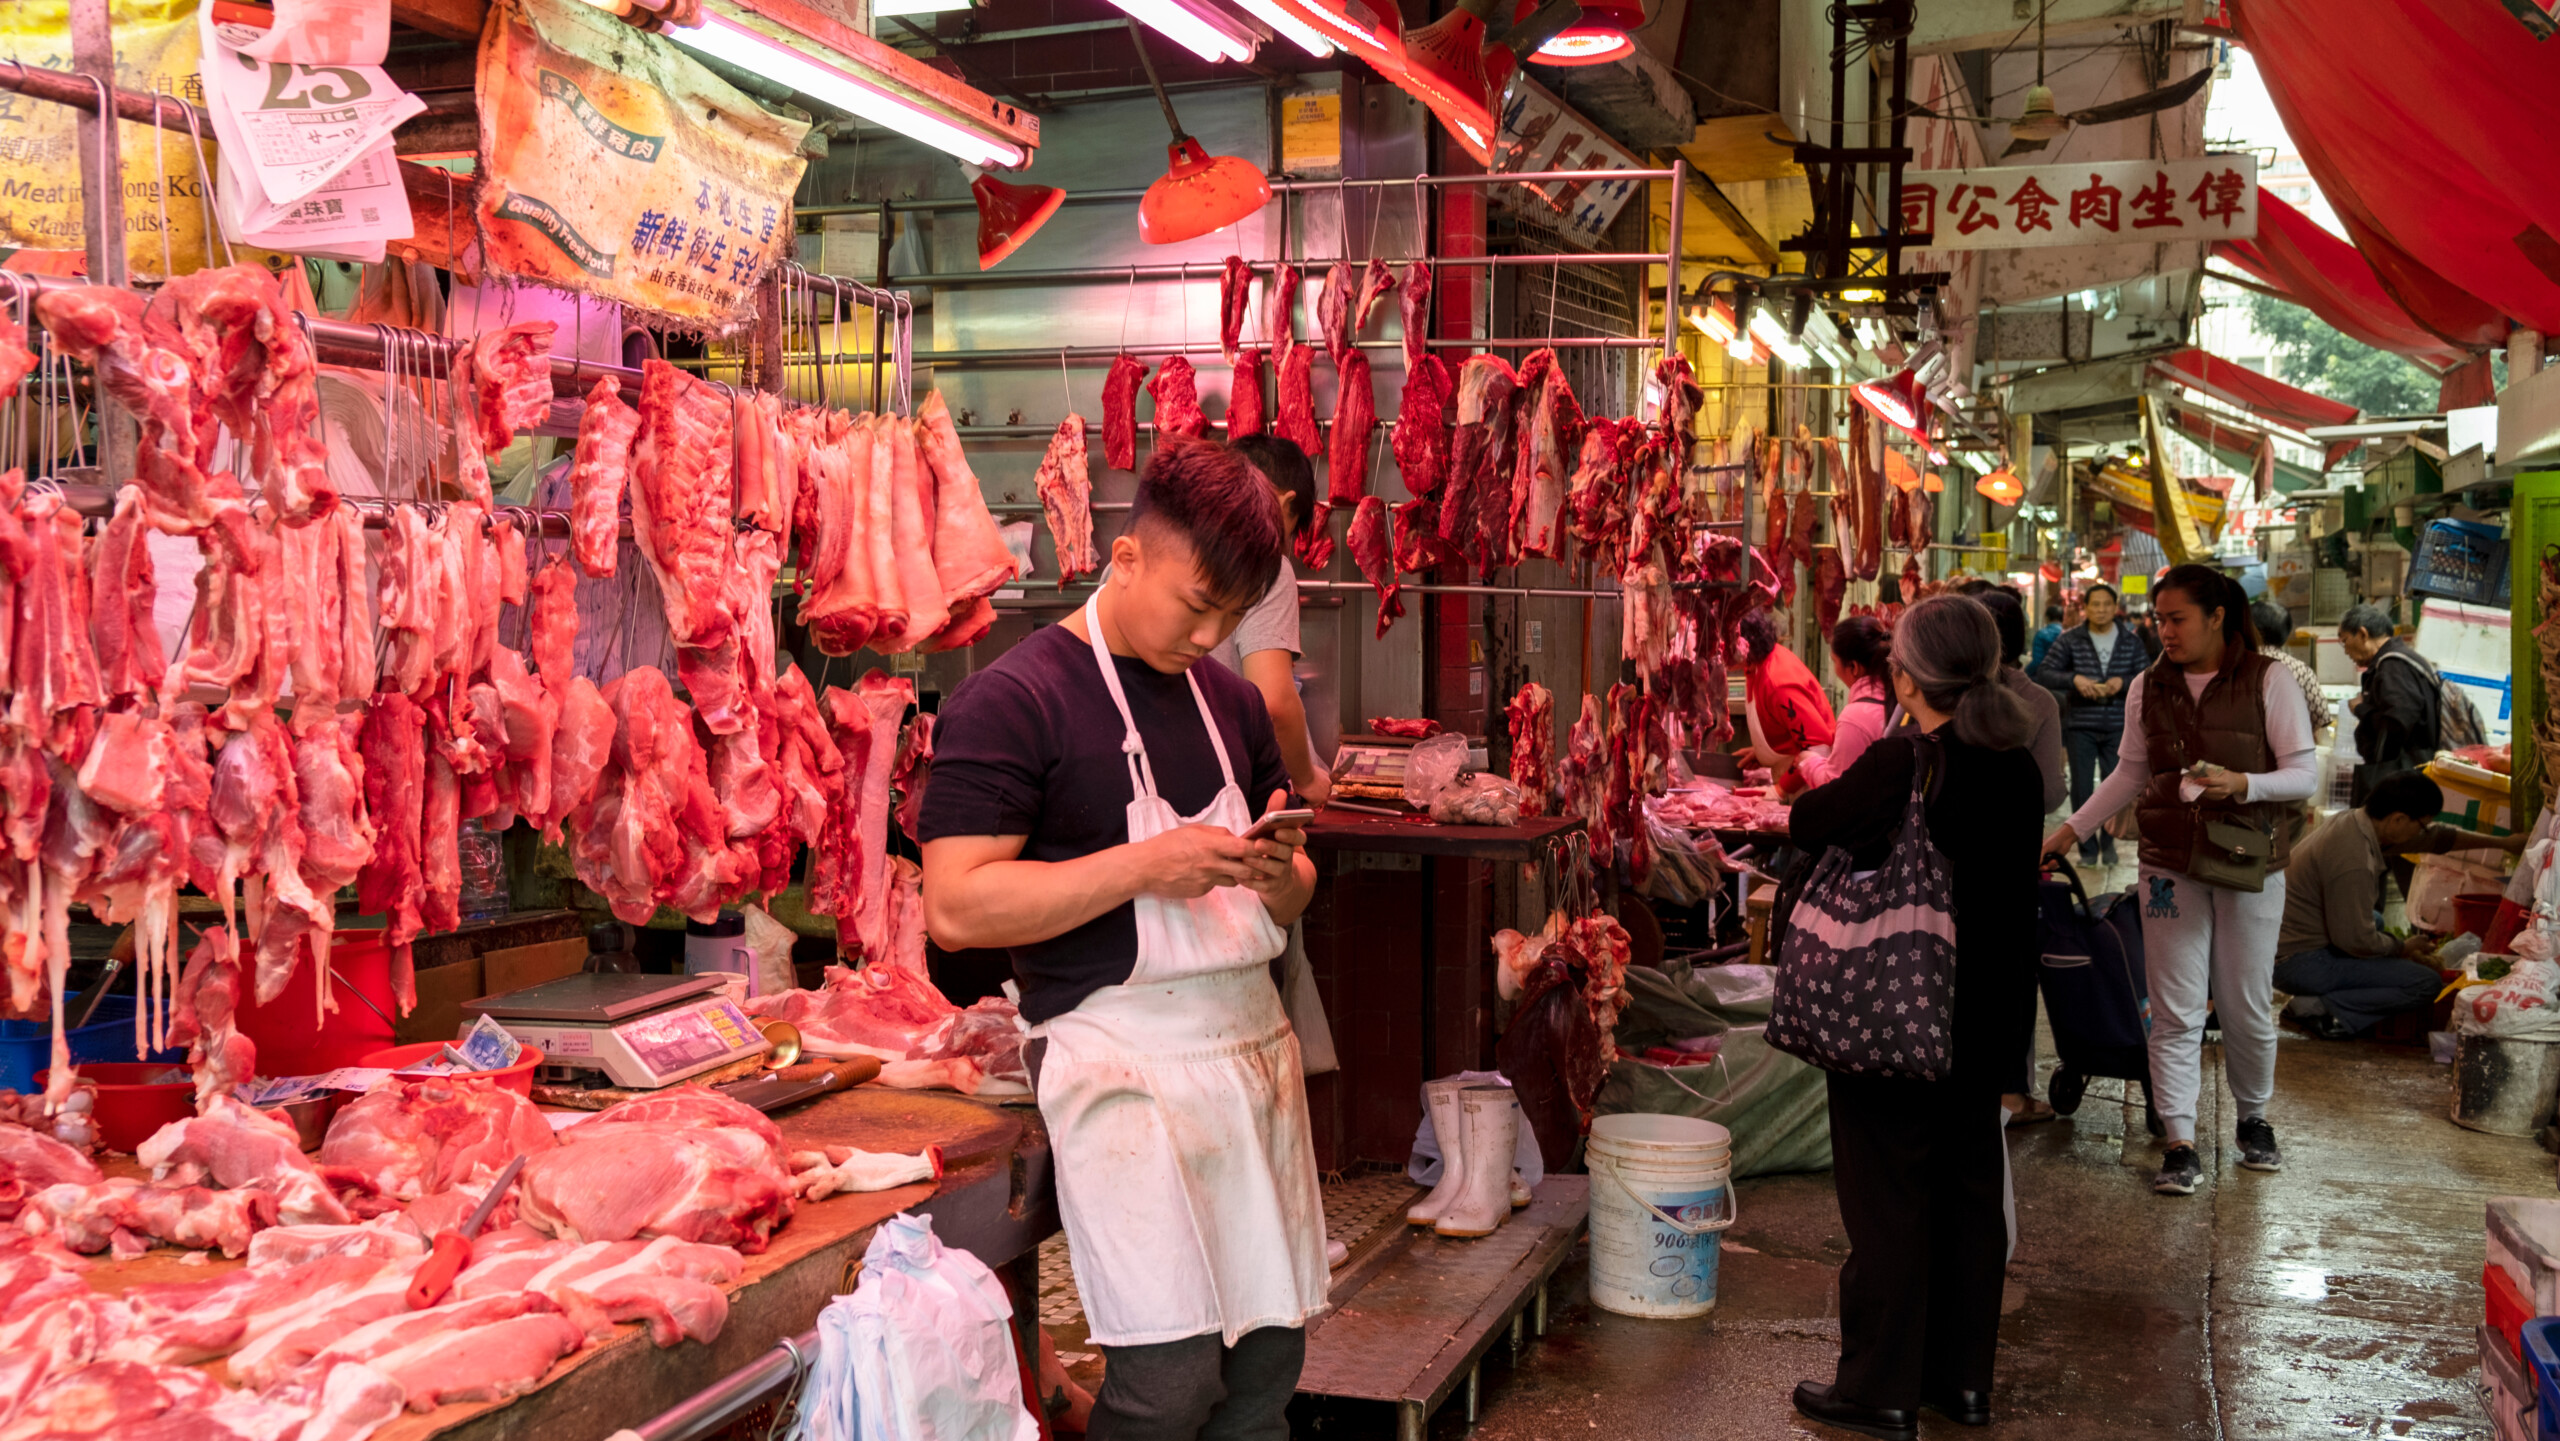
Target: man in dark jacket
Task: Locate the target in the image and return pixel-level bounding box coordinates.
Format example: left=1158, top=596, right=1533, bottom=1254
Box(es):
left=2340, top=603, right=2435, bottom=805
left=2033, top=583, right=2150, bottom=863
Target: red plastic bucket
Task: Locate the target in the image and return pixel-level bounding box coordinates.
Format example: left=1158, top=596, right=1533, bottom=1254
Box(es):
left=40, top=1062, right=194, bottom=1154
left=233, top=929, right=401, bottom=1079
left=2452, top=892, right=2503, bottom=940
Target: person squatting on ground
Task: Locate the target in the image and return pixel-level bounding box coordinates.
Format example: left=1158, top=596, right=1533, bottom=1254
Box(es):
left=2042, top=565, right=2317, bottom=1197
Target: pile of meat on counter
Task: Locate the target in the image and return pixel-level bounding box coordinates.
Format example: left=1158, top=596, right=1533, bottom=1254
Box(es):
left=0, top=1063, right=939, bottom=1441
left=0, top=262, right=1014, bottom=1113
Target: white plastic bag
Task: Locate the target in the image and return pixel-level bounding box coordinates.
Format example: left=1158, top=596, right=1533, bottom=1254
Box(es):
left=1402, top=732, right=1469, bottom=809
left=792, top=1214, right=1036, bottom=1441
left=2452, top=959, right=2560, bottom=1041
left=2406, top=853, right=2507, bottom=935
left=741, top=903, right=800, bottom=999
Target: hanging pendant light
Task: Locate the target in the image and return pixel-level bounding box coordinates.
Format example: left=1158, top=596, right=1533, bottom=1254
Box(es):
left=1523, top=0, right=1639, bottom=64
left=966, top=165, right=1066, bottom=270
left=1976, top=466, right=2025, bottom=505
left=1851, top=366, right=1930, bottom=444
left=1127, top=19, right=1272, bottom=245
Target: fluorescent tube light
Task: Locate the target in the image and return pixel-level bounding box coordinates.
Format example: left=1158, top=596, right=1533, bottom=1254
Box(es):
left=1229, top=0, right=1334, bottom=53
left=672, top=13, right=1024, bottom=168
left=875, top=0, right=973, bottom=14
left=1109, top=0, right=1260, bottom=63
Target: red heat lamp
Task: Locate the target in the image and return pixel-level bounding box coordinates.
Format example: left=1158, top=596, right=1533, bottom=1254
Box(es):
left=1851, top=367, right=1930, bottom=445
left=1976, top=466, right=2025, bottom=505
left=1522, top=0, right=1639, bottom=65
left=1128, top=19, right=1272, bottom=244
left=968, top=167, right=1065, bottom=270
left=1398, top=0, right=1509, bottom=161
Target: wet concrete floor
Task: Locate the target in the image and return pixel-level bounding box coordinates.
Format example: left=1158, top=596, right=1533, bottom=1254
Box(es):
left=1293, top=1028, right=2552, bottom=1440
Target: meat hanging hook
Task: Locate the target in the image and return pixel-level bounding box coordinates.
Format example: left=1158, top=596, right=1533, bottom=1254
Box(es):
left=148, top=92, right=172, bottom=283
left=1059, top=348, right=1072, bottom=418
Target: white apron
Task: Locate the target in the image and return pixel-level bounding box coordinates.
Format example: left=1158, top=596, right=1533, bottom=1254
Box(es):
left=1029, top=595, right=1329, bottom=1348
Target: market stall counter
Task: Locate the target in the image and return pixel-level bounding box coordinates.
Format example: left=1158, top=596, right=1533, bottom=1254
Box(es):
left=69, top=1081, right=1055, bottom=1441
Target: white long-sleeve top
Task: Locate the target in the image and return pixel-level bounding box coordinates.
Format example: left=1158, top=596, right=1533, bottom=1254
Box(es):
left=2066, top=662, right=2319, bottom=840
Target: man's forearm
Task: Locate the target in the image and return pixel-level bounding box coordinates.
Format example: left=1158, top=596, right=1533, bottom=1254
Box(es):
left=930, top=847, right=1153, bottom=951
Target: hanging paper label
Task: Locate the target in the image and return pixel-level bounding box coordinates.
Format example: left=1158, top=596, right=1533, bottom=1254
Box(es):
left=1897, top=155, right=2259, bottom=253
left=200, top=3, right=420, bottom=209
left=230, top=0, right=391, bottom=67
left=477, top=0, right=809, bottom=330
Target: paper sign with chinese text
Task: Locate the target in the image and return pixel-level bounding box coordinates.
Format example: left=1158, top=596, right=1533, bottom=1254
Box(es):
left=1493, top=77, right=1642, bottom=252
left=1898, top=155, right=2258, bottom=253
left=477, top=0, right=808, bottom=330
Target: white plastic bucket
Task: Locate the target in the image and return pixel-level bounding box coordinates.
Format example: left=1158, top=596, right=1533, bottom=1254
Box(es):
left=1585, top=1113, right=1735, bottom=1319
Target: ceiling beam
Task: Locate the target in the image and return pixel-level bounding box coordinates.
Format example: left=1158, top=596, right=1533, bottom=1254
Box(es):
left=391, top=0, right=485, bottom=42
left=1655, top=151, right=1782, bottom=272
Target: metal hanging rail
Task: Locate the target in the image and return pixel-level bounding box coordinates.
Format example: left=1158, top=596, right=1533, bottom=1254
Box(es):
left=885, top=253, right=1672, bottom=290
left=810, top=166, right=1678, bottom=220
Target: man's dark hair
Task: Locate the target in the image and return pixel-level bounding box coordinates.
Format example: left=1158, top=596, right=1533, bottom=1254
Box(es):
left=1127, top=436, right=1285, bottom=607
left=2156, top=563, right=2260, bottom=650
left=2083, top=582, right=2119, bottom=604
left=1227, top=433, right=1318, bottom=542
left=2339, top=602, right=2395, bottom=640
left=2044, top=603, right=2065, bottom=623
left=2365, top=770, right=2445, bottom=823
left=2250, top=600, right=2293, bottom=649
left=1952, top=578, right=1994, bottom=596
left=1975, top=589, right=2027, bottom=666
left=1738, top=606, right=1778, bottom=665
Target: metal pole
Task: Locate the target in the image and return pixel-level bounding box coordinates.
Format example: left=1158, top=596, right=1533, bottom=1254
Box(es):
left=68, top=0, right=133, bottom=489
left=1661, top=158, right=1683, bottom=348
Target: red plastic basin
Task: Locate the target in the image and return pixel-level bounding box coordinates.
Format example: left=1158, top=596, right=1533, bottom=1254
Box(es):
left=357, top=1042, right=546, bottom=1097
left=234, top=931, right=400, bottom=1078
left=42, top=1061, right=194, bottom=1155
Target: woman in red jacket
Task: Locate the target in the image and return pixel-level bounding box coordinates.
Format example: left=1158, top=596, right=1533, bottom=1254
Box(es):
left=1739, top=607, right=1837, bottom=794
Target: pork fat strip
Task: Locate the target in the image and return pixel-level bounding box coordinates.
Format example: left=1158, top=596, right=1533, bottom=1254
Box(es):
left=1145, top=355, right=1209, bottom=441
left=1228, top=348, right=1267, bottom=440
left=1220, top=255, right=1252, bottom=362
left=1101, top=353, right=1147, bottom=472
left=1327, top=350, right=1377, bottom=506
left=1032, top=414, right=1097, bottom=587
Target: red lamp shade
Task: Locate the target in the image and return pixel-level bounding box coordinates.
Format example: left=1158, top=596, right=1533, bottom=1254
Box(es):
left=1922, top=468, right=1945, bottom=493
left=1976, top=468, right=2024, bottom=505
left=972, top=170, right=1065, bottom=270
left=1396, top=0, right=1509, bottom=162
left=1851, top=367, right=1930, bottom=444
left=1139, top=137, right=1272, bottom=245
left=1525, top=0, right=1640, bottom=64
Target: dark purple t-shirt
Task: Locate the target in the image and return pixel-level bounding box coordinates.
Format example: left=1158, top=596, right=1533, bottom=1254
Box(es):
left=916, top=623, right=1289, bottom=1024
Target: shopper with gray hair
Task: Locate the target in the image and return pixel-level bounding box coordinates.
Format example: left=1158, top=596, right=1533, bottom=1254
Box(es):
left=2250, top=600, right=2332, bottom=736
left=1787, top=595, right=2043, bottom=1438
left=2339, top=602, right=2437, bottom=804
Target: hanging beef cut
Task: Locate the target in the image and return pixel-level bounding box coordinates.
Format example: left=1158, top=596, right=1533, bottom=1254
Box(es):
left=1268, top=262, right=1300, bottom=363
left=1101, top=353, right=1148, bottom=472
left=1220, top=255, right=1252, bottom=362
left=1228, top=347, right=1267, bottom=440
left=1352, top=258, right=1397, bottom=336
left=1296, top=509, right=1335, bottom=571
left=1317, top=263, right=1354, bottom=362
left=1033, top=414, right=1096, bottom=587
left=1509, top=348, right=1583, bottom=560
left=1505, top=682, right=1554, bottom=818
left=1439, top=354, right=1519, bottom=574
left=1327, top=350, right=1377, bottom=506
left=1399, top=260, right=1433, bottom=371
left=1846, top=406, right=1884, bottom=579
left=1393, top=498, right=1459, bottom=574
left=1813, top=547, right=1848, bottom=638
left=1391, top=353, right=1452, bottom=497
left=1346, top=496, right=1401, bottom=638
left=1276, top=344, right=1320, bottom=458
left=1146, top=355, right=1208, bottom=441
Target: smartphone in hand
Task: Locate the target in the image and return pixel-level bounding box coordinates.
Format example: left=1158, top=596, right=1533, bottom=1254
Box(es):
left=1243, top=808, right=1317, bottom=843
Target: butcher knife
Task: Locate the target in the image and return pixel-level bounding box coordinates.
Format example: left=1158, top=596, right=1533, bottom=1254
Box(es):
left=716, top=1056, right=882, bottom=1114
left=406, top=1152, right=528, bottom=1310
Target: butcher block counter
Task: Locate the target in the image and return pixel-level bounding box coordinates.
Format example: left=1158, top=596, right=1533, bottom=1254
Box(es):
left=87, top=1084, right=1057, bottom=1441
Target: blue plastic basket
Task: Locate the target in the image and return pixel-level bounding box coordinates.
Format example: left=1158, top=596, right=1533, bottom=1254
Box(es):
left=2520, top=1315, right=2560, bottom=1440
left=0, top=997, right=189, bottom=1094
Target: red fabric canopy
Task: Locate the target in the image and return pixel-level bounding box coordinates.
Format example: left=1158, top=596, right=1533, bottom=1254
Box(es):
left=2231, top=0, right=2560, bottom=340
left=2215, top=195, right=2470, bottom=371
left=2153, top=349, right=2358, bottom=433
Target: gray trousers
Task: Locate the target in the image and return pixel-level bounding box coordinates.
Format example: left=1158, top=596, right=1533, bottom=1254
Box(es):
left=1090, top=1326, right=1305, bottom=1441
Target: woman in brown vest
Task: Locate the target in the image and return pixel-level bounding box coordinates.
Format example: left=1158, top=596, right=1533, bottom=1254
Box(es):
left=2040, top=565, right=2318, bottom=1197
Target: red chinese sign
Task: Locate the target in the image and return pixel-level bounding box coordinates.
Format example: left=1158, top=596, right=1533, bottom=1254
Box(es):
left=1898, top=155, right=2258, bottom=253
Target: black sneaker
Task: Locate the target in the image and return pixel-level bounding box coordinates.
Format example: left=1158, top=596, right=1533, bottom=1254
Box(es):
left=2154, top=1144, right=2201, bottom=1195
left=2237, top=1118, right=2282, bottom=1172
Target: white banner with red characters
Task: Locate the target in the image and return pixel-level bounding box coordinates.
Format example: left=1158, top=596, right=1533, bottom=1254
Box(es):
left=1897, top=155, right=2258, bottom=253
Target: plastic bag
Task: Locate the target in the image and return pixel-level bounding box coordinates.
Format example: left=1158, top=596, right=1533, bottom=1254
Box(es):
left=1403, top=732, right=1469, bottom=808
left=741, top=903, right=800, bottom=999
left=1431, top=773, right=1524, bottom=826
left=2452, top=958, right=2560, bottom=1041
left=791, top=1213, right=1037, bottom=1441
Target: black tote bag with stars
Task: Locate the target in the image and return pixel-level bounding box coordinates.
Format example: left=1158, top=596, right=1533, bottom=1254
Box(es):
left=1765, top=734, right=1957, bottom=1082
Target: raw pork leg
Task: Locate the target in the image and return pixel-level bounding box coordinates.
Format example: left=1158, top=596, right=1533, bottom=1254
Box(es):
left=1032, top=415, right=1096, bottom=587
left=568, top=376, right=638, bottom=579
left=1101, top=354, right=1147, bottom=472
left=134, top=1095, right=351, bottom=1226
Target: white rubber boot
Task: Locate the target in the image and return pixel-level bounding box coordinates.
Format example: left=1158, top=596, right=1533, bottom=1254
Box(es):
left=1434, top=1087, right=1520, bottom=1238
left=1511, top=1171, right=1532, bottom=1209
left=1405, top=1079, right=1470, bottom=1225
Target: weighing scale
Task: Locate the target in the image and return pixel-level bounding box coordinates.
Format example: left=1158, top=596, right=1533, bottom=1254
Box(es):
left=461, top=973, right=769, bottom=1089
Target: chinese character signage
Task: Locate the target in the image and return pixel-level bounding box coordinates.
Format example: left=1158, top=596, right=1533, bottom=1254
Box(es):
left=1898, top=155, right=2257, bottom=254
left=478, top=0, right=807, bottom=329
left=1493, top=77, right=1642, bottom=252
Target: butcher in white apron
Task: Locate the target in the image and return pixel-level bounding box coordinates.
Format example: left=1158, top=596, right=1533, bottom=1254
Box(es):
left=918, top=439, right=1323, bottom=1441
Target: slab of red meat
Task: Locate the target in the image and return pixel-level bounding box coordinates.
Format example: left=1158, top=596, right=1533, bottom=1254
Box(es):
left=842, top=674, right=914, bottom=959
left=915, top=389, right=1019, bottom=609
left=1813, top=546, right=1848, bottom=638
left=1220, top=255, right=1252, bottom=362
left=1227, top=347, right=1267, bottom=440
left=1505, top=682, right=1554, bottom=818
left=1399, top=260, right=1433, bottom=371
left=135, top=1094, right=351, bottom=1226
left=1370, top=717, right=1440, bottom=739
left=33, top=286, right=255, bottom=557
left=354, top=694, right=424, bottom=995
left=1846, top=407, right=1884, bottom=580
left=1392, top=353, right=1452, bottom=498
left=1566, top=417, right=1640, bottom=570
left=1902, top=550, right=1926, bottom=602
left=13, top=491, right=103, bottom=749
left=1510, top=349, right=1584, bottom=560
left=18, top=1177, right=277, bottom=1258
left=1033, top=414, right=1096, bottom=586
left=568, top=666, right=735, bottom=925
left=1352, top=257, right=1397, bottom=336
left=569, top=376, right=639, bottom=579
left=1906, top=480, right=1935, bottom=553
left=1327, top=349, right=1377, bottom=505
left=85, top=486, right=158, bottom=707
left=1346, top=496, right=1401, bottom=638
left=629, top=359, right=737, bottom=651
left=1757, top=434, right=1787, bottom=551
left=164, top=926, right=254, bottom=1107
left=1101, top=353, right=1148, bottom=472
left=518, top=1085, right=794, bottom=1253
left=316, top=1078, right=555, bottom=1202
left=1145, top=355, right=1208, bottom=441
left=160, top=262, right=337, bottom=524
left=1439, top=354, right=1519, bottom=572
left=1275, top=344, right=1320, bottom=457
left=0, top=313, right=33, bottom=400
left=467, top=320, right=557, bottom=456
left=1267, top=262, right=1300, bottom=363
left=1295, top=509, right=1335, bottom=571
left=1317, top=263, right=1354, bottom=362
left=743, top=962, right=958, bottom=1060
left=1392, top=498, right=1459, bottom=575
left=1788, top=441, right=1820, bottom=579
